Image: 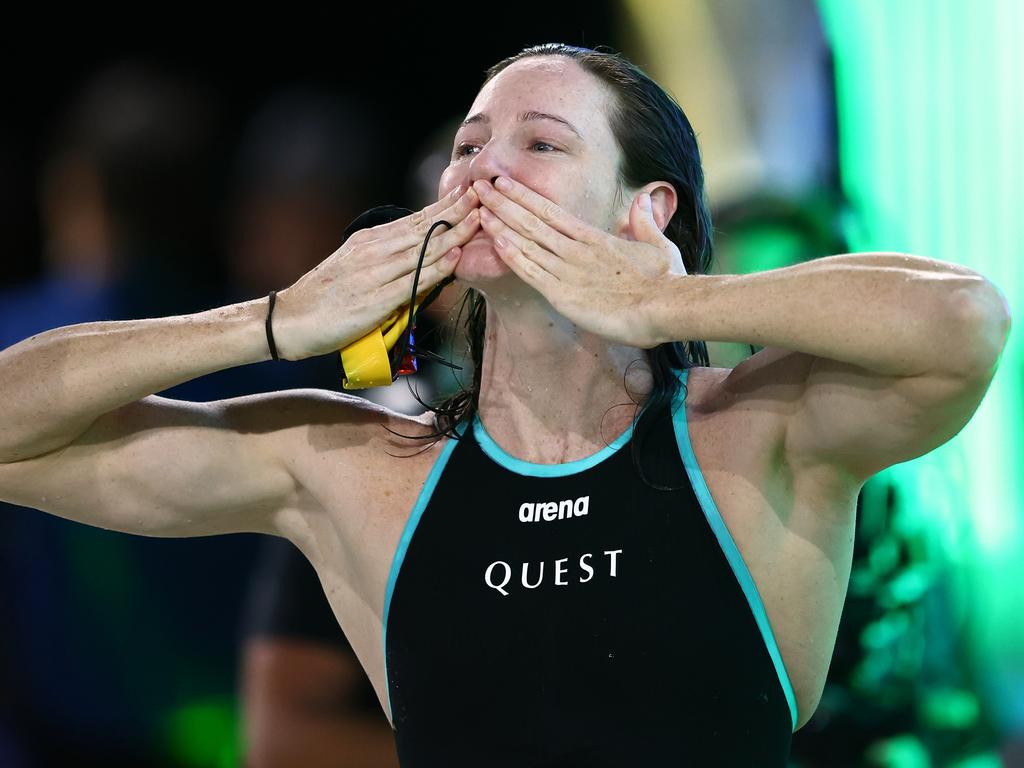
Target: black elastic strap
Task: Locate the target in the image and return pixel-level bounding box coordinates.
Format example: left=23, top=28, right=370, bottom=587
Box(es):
left=266, top=289, right=280, bottom=361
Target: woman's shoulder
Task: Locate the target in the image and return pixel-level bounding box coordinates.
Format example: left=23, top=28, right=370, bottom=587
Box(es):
left=377, top=407, right=460, bottom=459
left=679, top=364, right=733, bottom=415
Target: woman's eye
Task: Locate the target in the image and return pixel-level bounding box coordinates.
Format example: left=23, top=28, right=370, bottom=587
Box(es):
left=452, top=140, right=559, bottom=159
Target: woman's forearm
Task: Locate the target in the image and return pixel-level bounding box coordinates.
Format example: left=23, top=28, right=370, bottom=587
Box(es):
left=649, top=252, right=1011, bottom=378
left=0, top=297, right=274, bottom=463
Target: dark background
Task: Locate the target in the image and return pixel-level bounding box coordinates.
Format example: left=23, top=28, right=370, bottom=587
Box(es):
left=1, top=9, right=1007, bottom=768
left=1, top=11, right=627, bottom=290
left=0, top=10, right=636, bottom=767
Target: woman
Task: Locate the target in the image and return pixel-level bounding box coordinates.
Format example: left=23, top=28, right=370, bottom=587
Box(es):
left=374, top=44, right=800, bottom=765
left=0, top=44, right=1008, bottom=767
left=324, top=43, right=1003, bottom=765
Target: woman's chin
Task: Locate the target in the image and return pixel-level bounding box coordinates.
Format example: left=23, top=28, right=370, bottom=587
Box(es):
left=453, top=237, right=513, bottom=281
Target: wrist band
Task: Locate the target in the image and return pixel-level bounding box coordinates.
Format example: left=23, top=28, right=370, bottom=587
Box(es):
left=266, top=290, right=280, bottom=361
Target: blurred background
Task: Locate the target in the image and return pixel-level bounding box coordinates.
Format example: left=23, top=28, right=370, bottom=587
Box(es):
left=0, top=1, right=1020, bottom=766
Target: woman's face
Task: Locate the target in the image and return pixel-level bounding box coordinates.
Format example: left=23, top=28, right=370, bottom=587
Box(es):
left=438, top=56, right=624, bottom=285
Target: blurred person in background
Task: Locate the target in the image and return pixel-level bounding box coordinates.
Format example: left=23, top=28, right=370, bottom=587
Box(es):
left=207, top=85, right=383, bottom=401
left=0, top=61, right=227, bottom=766
left=227, top=87, right=402, bottom=768
left=242, top=535, right=400, bottom=768
left=238, top=111, right=470, bottom=768
left=0, top=60, right=224, bottom=349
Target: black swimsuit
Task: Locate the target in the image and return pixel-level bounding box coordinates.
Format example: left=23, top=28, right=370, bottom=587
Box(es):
left=383, top=366, right=797, bottom=766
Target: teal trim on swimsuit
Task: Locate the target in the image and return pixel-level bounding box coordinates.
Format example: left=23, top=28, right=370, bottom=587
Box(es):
left=671, top=367, right=800, bottom=732
left=382, top=416, right=470, bottom=725
left=383, top=369, right=799, bottom=732
left=472, top=409, right=635, bottom=477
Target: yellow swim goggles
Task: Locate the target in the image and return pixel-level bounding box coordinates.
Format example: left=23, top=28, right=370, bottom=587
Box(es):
left=337, top=205, right=462, bottom=389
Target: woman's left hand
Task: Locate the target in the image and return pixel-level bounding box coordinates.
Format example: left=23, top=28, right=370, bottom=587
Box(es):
left=472, top=176, right=686, bottom=349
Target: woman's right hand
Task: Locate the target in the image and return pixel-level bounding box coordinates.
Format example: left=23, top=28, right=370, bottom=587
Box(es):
left=271, top=186, right=480, bottom=361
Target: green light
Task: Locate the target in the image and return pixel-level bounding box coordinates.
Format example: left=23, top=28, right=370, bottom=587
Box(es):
left=865, top=733, right=931, bottom=768
left=818, top=0, right=1024, bottom=736
left=948, top=754, right=1004, bottom=768
left=722, top=226, right=811, bottom=274
left=161, top=696, right=241, bottom=768
left=919, top=687, right=980, bottom=730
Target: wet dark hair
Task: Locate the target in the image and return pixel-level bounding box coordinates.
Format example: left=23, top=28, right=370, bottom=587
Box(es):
left=387, top=43, right=714, bottom=490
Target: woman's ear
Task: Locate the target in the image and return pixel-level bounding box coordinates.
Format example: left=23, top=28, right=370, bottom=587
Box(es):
left=615, top=182, right=678, bottom=240
left=645, top=183, right=678, bottom=232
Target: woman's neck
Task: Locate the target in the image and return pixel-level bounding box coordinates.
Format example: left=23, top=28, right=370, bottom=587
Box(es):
left=475, top=298, right=652, bottom=464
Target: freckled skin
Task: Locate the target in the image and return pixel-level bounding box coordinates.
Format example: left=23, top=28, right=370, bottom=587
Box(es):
left=432, top=54, right=675, bottom=465
left=438, top=56, right=627, bottom=296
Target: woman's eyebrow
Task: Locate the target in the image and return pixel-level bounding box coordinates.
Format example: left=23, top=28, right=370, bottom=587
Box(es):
left=460, top=110, right=584, bottom=140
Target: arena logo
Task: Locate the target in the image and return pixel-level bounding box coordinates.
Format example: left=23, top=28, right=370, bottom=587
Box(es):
left=518, top=494, right=590, bottom=523
left=484, top=549, right=622, bottom=597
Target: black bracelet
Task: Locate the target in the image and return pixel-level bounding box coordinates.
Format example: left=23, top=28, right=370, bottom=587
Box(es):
left=266, top=290, right=280, bottom=361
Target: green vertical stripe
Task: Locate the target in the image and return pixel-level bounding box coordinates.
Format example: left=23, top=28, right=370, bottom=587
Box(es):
left=817, top=0, right=1023, bottom=731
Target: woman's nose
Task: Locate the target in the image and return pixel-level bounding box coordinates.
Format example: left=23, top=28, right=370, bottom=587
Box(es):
left=467, top=143, right=511, bottom=186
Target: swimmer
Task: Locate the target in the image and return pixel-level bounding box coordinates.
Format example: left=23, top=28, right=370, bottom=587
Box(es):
left=0, top=43, right=1011, bottom=766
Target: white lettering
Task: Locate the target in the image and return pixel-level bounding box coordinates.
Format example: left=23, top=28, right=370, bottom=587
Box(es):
left=485, top=561, right=512, bottom=595
left=579, top=553, right=594, bottom=583
left=516, top=495, right=591, bottom=523
left=604, top=549, right=622, bottom=577
left=483, top=549, right=621, bottom=597
left=574, top=495, right=589, bottom=517
left=522, top=561, right=544, bottom=589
